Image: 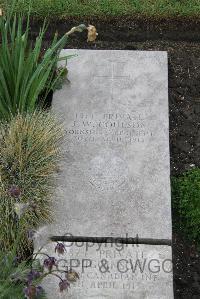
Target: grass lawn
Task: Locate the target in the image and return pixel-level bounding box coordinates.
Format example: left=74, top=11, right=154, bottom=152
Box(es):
left=1, top=0, right=200, bottom=18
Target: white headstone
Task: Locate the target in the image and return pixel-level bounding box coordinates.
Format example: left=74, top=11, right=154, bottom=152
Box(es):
left=35, top=50, right=173, bottom=298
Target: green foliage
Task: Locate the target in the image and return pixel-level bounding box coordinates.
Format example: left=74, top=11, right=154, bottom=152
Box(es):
left=0, top=236, right=78, bottom=298
left=54, top=67, right=69, bottom=91
left=0, top=249, right=28, bottom=299
left=172, top=168, right=200, bottom=245
left=0, top=242, right=47, bottom=299
left=1, top=0, right=200, bottom=18
left=0, top=6, right=70, bottom=121
left=0, top=111, right=64, bottom=253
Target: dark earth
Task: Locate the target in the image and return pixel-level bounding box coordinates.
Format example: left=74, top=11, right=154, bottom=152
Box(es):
left=30, top=16, right=200, bottom=298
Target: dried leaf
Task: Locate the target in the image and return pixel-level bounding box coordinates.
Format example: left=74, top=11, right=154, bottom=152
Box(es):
left=87, top=25, right=98, bottom=42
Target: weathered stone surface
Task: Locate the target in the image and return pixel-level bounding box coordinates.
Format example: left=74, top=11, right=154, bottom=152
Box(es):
left=48, top=50, right=171, bottom=240
left=37, top=242, right=173, bottom=299
left=34, top=50, right=173, bottom=298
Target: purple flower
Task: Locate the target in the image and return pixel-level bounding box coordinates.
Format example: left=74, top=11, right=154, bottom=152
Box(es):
left=59, top=279, right=70, bottom=292
left=36, top=286, right=44, bottom=297
left=55, top=242, right=65, bottom=255
left=24, top=285, right=44, bottom=299
left=8, top=185, right=21, bottom=198
left=24, top=285, right=36, bottom=299
left=27, top=270, right=41, bottom=284
left=43, top=257, right=57, bottom=271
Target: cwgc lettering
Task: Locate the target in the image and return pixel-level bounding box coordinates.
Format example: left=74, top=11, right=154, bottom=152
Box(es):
left=38, top=242, right=173, bottom=299
left=65, top=112, right=152, bottom=145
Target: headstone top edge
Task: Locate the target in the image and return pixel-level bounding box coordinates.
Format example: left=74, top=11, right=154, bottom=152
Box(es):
left=60, top=48, right=168, bottom=57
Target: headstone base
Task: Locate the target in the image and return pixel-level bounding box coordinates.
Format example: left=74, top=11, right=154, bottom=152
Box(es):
left=37, top=241, right=173, bottom=299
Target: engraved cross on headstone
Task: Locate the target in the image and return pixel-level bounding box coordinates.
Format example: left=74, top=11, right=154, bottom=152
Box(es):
left=93, top=61, right=131, bottom=99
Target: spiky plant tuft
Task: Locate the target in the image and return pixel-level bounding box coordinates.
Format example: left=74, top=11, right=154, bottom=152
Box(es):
left=0, top=111, right=64, bottom=253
